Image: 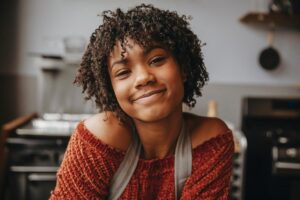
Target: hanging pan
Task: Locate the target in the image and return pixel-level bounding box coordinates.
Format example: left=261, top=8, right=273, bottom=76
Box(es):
left=258, top=30, right=280, bottom=70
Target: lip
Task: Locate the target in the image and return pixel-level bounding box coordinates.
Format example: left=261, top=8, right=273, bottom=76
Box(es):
left=132, top=89, right=166, bottom=102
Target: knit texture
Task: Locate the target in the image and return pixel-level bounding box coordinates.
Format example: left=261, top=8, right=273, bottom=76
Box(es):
left=50, top=121, right=234, bottom=200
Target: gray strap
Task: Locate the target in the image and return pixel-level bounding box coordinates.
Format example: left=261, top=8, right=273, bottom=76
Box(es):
left=174, top=120, right=192, bottom=200
left=108, top=119, right=192, bottom=200
left=108, top=131, right=141, bottom=200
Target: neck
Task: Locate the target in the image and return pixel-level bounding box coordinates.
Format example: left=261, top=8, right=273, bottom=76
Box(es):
left=133, top=108, right=183, bottom=159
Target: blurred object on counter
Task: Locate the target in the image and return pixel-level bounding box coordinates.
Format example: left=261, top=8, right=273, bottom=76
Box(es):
left=182, top=103, right=190, bottom=112
left=30, top=35, right=86, bottom=66
left=35, top=55, right=96, bottom=115
left=295, top=83, right=300, bottom=90
left=29, top=52, right=65, bottom=71
left=16, top=113, right=92, bottom=137
left=63, top=36, right=86, bottom=64
left=207, top=99, right=218, bottom=117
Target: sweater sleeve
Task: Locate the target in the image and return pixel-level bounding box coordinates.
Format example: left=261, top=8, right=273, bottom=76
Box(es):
left=49, top=122, right=125, bottom=200
left=181, top=130, right=234, bottom=200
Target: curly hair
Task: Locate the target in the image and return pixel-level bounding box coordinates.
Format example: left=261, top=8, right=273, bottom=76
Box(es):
left=74, top=4, right=209, bottom=122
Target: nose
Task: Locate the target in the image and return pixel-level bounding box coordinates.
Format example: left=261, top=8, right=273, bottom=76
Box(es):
left=134, top=65, right=156, bottom=88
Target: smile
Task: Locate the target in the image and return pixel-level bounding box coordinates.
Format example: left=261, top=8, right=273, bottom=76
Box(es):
left=132, top=89, right=166, bottom=103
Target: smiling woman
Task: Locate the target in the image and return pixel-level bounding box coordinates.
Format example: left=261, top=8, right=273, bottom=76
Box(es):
left=50, top=4, right=234, bottom=200
left=108, top=39, right=184, bottom=123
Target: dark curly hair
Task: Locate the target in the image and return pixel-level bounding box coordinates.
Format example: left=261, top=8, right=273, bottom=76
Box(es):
left=74, top=4, right=209, bottom=122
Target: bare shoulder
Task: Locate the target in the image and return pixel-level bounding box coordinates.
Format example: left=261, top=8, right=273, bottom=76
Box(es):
left=184, top=113, right=230, bottom=148
left=84, top=112, right=132, bottom=152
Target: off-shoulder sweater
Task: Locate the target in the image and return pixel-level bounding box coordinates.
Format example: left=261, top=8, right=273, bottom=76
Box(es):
left=50, top=121, right=234, bottom=200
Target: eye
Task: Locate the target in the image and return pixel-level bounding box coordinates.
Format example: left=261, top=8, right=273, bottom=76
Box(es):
left=149, top=56, right=166, bottom=66
left=115, top=69, right=131, bottom=79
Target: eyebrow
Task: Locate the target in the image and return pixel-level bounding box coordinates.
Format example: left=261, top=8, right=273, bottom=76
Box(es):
left=110, top=45, right=166, bottom=69
left=143, top=45, right=165, bottom=55
left=111, top=59, right=127, bottom=69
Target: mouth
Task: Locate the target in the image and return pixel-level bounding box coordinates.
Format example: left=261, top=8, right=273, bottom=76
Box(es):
left=132, top=89, right=167, bottom=102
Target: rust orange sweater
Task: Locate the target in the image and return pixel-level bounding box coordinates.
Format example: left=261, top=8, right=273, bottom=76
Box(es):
left=50, top=121, right=234, bottom=200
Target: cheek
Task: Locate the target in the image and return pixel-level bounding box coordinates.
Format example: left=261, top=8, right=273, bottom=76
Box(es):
left=111, top=81, right=131, bottom=106
left=165, top=67, right=184, bottom=90
left=171, top=73, right=185, bottom=99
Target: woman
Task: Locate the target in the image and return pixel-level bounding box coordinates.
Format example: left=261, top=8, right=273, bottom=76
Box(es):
left=50, top=4, right=234, bottom=200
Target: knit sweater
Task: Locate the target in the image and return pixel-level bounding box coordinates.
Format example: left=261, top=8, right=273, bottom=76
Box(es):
left=50, top=121, right=234, bottom=200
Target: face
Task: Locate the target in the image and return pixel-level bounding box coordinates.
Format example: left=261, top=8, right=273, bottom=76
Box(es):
left=108, top=38, right=185, bottom=123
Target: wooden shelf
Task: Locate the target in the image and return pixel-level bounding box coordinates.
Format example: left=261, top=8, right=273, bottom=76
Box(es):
left=240, top=12, right=300, bottom=29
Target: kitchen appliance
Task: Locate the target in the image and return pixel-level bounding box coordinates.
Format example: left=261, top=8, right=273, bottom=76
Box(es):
left=4, top=113, right=91, bottom=200
left=5, top=133, right=68, bottom=200
left=242, top=97, right=300, bottom=200
left=3, top=57, right=95, bottom=200
left=228, top=122, right=247, bottom=200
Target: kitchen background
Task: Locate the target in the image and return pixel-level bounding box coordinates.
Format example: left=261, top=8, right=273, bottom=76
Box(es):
left=1, top=0, right=300, bottom=128
left=0, top=0, right=300, bottom=200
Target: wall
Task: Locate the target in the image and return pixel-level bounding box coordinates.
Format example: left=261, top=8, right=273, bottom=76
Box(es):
left=11, top=0, right=300, bottom=85
left=1, top=0, right=300, bottom=127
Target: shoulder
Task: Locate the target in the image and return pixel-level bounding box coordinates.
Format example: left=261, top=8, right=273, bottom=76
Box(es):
left=184, top=113, right=231, bottom=149
left=83, top=112, right=132, bottom=152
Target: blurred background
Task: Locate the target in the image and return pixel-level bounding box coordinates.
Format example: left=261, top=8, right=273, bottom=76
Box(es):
left=0, top=0, right=299, bottom=200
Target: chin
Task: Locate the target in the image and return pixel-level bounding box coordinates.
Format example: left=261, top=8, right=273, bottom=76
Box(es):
left=130, top=105, right=182, bottom=123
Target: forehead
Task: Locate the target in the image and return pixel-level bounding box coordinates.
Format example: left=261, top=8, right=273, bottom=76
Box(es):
left=109, top=38, right=165, bottom=59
